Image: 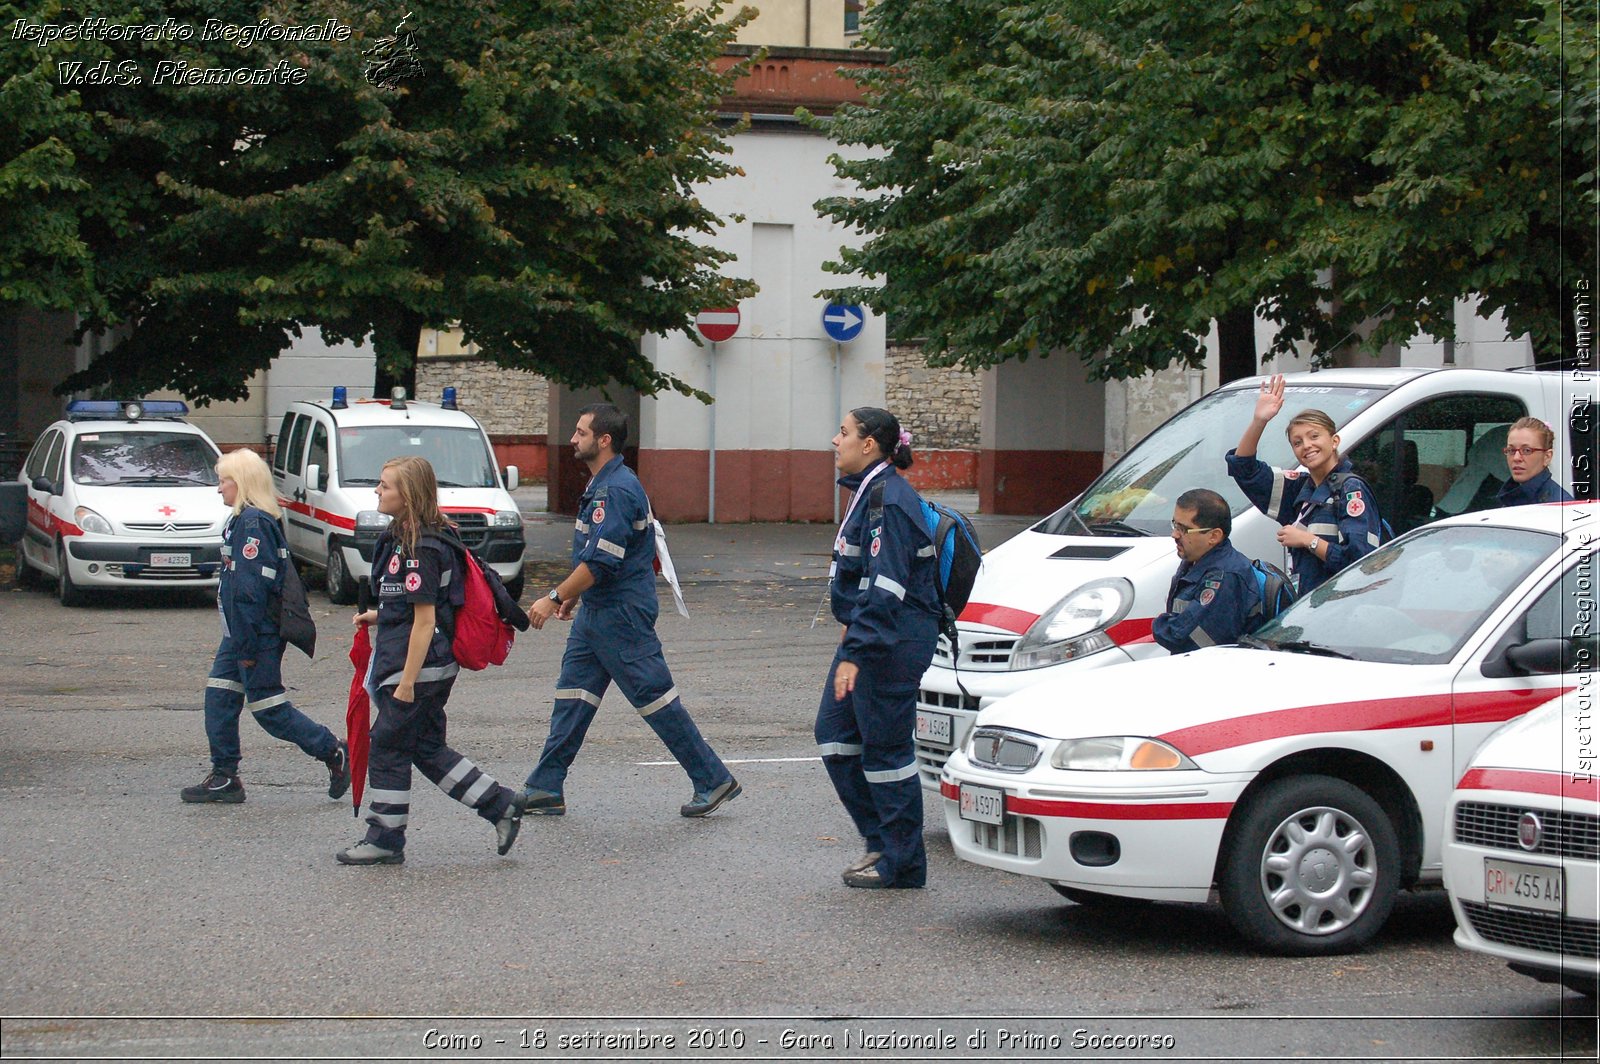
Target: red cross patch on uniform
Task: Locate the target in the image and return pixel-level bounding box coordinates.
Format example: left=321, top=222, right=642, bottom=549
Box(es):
left=591, top=505, right=606, bottom=524
left=1345, top=490, right=1366, bottom=517
left=870, top=536, right=881, bottom=558
left=1199, top=588, right=1216, bottom=605
left=1283, top=470, right=1301, bottom=479
left=241, top=537, right=259, bottom=560
left=388, top=554, right=401, bottom=575
left=404, top=572, right=422, bottom=593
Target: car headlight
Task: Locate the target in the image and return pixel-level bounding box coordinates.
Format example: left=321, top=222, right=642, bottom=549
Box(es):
left=73, top=506, right=113, bottom=535
left=1050, top=736, right=1197, bottom=771
left=1010, top=578, right=1133, bottom=670
left=493, top=509, right=522, bottom=528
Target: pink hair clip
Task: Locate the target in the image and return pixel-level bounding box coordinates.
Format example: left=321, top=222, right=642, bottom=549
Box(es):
left=898, top=429, right=913, bottom=448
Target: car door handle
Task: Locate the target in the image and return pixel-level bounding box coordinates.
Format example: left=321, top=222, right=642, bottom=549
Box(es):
left=293, top=487, right=306, bottom=503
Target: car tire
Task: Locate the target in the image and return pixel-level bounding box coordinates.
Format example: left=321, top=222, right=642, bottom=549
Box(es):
left=1218, top=774, right=1399, bottom=956
left=55, top=537, right=86, bottom=607
left=503, top=572, right=525, bottom=601
left=325, top=540, right=357, bottom=605
left=1050, top=884, right=1150, bottom=908
left=14, top=541, right=42, bottom=588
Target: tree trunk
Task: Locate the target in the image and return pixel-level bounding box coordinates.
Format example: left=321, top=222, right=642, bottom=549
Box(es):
left=1216, top=304, right=1258, bottom=384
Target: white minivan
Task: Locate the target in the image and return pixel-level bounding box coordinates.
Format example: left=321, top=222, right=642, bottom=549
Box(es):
left=272, top=387, right=526, bottom=603
left=916, top=368, right=1597, bottom=789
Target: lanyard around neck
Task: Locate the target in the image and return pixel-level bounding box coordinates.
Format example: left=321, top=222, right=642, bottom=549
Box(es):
left=836, top=461, right=890, bottom=550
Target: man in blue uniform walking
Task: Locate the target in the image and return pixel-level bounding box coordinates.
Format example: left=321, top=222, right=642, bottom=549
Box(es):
left=519, top=404, right=740, bottom=818
left=1151, top=488, right=1258, bottom=654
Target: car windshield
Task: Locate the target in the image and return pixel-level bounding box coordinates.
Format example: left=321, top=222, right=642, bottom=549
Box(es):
left=1033, top=383, right=1391, bottom=536
left=336, top=426, right=497, bottom=488
left=71, top=432, right=219, bottom=485
left=1250, top=524, right=1560, bottom=664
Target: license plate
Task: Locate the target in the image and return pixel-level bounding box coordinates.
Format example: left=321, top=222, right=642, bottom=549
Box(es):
left=959, top=783, right=1005, bottom=825
left=1484, top=857, right=1565, bottom=914
left=916, top=710, right=953, bottom=745
left=149, top=553, right=191, bottom=567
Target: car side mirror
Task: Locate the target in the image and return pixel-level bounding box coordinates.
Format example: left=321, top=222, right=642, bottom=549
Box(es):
left=503, top=465, right=519, bottom=492
left=305, top=463, right=324, bottom=492
left=1503, top=638, right=1576, bottom=676
left=31, top=476, right=57, bottom=494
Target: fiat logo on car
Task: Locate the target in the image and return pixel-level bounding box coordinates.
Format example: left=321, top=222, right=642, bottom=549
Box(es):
left=1517, top=812, right=1543, bottom=851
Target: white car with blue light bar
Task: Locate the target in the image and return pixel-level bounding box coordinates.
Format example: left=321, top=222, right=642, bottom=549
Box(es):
left=916, top=367, right=1597, bottom=792
left=271, top=387, right=526, bottom=603
left=940, top=502, right=1595, bottom=955
left=1442, top=695, right=1598, bottom=996
left=14, top=399, right=230, bottom=605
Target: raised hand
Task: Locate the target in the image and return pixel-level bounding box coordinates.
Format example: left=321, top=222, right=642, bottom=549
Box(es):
left=1254, top=374, right=1286, bottom=424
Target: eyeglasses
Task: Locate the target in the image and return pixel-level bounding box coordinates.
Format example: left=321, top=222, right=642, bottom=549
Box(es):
left=1502, top=446, right=1551, bottom=458
left=1170, top=521, right=1218, bottom=535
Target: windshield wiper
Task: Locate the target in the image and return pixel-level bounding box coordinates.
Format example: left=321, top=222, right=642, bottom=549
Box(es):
left=435, top=479, right=482, bottom=488
left=1063, top=508, right=1097, bottom=537
left=115, top=475, right=185, bottom=484
left=1237, top=634, right=1271, bottom=650
left=1264, top=639, right=1355, bottom=660
left=342, top=477, right=379, bottom=485
left=1088, top=519, right=1149, bottom=537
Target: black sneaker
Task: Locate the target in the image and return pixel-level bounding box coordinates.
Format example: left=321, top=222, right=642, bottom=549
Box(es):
left=495, top=792, right=526, bottom=856
left=181, top=771, right=245, bottom=804
left=325, top=741, right=351, bottom=800
left=519, top=788, right=566, bottom=816
left=680, top=776, right=741, bottom=817
left=336, top=841, right=403, bottom=865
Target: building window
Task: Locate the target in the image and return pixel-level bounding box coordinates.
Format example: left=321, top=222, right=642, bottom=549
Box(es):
left=845, top=0, right=862, bottom=35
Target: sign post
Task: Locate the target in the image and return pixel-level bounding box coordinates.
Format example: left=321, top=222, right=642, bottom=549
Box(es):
left=694, top=306, right=740, bottom=524
left=822, top=304, right=865, bottom=522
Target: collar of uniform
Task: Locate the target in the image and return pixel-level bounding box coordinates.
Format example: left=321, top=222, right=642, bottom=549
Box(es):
left=1500, top=467, right=1552, bottom=501
left=587, top=454, right=627, bottom=492
left=837, top=458, right=889, bottom=490
left=1310, top=458, right=1355, bottom=499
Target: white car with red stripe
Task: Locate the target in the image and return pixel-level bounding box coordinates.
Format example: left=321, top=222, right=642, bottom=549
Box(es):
left=272, top=388, right=525, bottom=604
left=916, top=368, right=1597, bottom=791
left=940, top=503, right=1595, bottom=955
left=1442, top=695, right=1599, bottom=996
left=14, top=401, right=229, bottom=605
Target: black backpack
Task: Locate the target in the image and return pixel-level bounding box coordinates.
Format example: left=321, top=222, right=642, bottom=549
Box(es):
left=1248, top=559, right=1297, bottom=626
left=870, top=481, right=984, bottom=641
left=271, top=548, right=317, bottom=658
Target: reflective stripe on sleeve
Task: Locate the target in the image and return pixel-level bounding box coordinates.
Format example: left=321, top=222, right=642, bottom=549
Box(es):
left=260, top=566, right=277, bottom=580
left=817, top=742, right=864, bottom=757
left=1267, top=469, right=1287, bottom=520
left=596, top=539, right=625, bottom=559
left=1306, top=522, right=1340, bottom=536
left=1366, top=531, right=1382, bottom=548
left=874, top=574, right=907, bottom=600
left=632, top=519, right=649, bottom=530
left=634, top=686, right=680, bottom=717
left=864, top=762, right=919, bottom=783
left=1190, top=627, right=1217, bottom=648
left=838, top=543, right=862, bottom=557
left=439, top=568, right=452, bottom=587
left=1170, top=598, right=1191, bottom=614
left=555, top=687, right=602, bottom=707
left=575, top=520, right=590, bottom=533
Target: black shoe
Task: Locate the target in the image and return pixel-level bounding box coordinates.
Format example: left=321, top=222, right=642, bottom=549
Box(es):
left=181, top=771, right=245, bottom=804
left=843, top=851, right=883, bottom=880
left=325, top=741, right=351, bottom=800
left=680, top=776, right=741, bottom=818
left=519, top=788, right=565, bottom=816
left=496, top=793, right=526, bottom=856
left=843, top=865, right=888, bottom=889
left=336, top=841, right=403, bottom=865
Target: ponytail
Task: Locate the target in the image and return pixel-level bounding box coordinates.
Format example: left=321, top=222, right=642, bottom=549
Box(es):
left=849, top=406, right=914, bottom=470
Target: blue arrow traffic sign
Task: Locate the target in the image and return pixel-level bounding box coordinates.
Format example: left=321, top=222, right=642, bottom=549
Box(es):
left=821, top=303, right=865, bottom=343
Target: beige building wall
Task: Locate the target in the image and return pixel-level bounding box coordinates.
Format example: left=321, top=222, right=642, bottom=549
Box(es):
left=685, top=0, right=860, bottom=50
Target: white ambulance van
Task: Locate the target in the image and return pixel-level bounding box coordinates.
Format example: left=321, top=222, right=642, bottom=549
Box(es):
left=271, top=387, right=526, bottom=603
left=915, top=367, right=1596, bottom=789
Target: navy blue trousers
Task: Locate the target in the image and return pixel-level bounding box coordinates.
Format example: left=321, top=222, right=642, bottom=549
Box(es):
left=203, top=636, right=337, bottom=775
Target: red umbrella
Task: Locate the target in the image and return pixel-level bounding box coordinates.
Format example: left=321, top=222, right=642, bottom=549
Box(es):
left=346, top=624, right=373, bottom=817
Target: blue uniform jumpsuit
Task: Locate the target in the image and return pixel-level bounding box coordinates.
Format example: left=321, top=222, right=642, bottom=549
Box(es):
left=1226, top=452, right=1384, bottom=595
left=205, top=506, right=339, bottom=773
left=361, top=530, right=518, bottom=852
left=816, top=461, right=941, bottom=888
left=524, top=455, right=732, bottom=801
left=1151, top=539, right=1258, bottom=654
left=1497, top=468, right=1572, bottom=506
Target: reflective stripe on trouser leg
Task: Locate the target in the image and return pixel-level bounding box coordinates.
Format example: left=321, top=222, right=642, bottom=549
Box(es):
left=595, top=619, right=728, bottom=794
left=203, top=640, right=248, bottom=774
left=366, top=786, right=411, bottom=840
left=848, top=637, right=935, bottom=888
left=815, top=651, right=884, bottom=854
left=424, top=753, right=511, bottom=820
left=239, top=648, right=339, bottom=763
left=526, top=632, right=612, bottom=795
left=638, top=697, right=726, bottom=795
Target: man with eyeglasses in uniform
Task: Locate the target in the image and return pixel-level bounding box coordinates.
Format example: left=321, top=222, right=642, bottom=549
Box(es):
left=1151, top=488, right=1259, bottom=655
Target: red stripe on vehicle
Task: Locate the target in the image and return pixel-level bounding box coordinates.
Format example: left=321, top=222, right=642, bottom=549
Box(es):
left=279, top=499, right=356, bottom=530
left=1160, top=688, right=1569, bottom=756
left=939, top=779, right=1231, bottom=820
left=1106, top=617, right=1154, bottom=645
left=443, top=506, right=498, bottom=515
left=1457, top=768, right=1600, bottom=804
left=26, top=498, right=83, bottom=537
left=957, top=602, right=1039, bottom=633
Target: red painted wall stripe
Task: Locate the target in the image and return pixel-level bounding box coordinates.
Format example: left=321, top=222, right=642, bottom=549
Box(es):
left=1457, top=768, right=1600, bottom=804
left=1160, top=687, right=1570, bottom=756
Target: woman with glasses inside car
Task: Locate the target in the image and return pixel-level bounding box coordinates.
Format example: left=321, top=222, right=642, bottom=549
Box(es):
left=1496, top=416, right=1573, bottom=507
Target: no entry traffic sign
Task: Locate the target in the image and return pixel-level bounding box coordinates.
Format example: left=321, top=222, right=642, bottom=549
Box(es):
left=695, top=306, right=740, bottom=343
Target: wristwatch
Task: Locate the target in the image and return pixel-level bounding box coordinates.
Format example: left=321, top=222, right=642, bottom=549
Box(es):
left=547, top=588, right=562, bottom=604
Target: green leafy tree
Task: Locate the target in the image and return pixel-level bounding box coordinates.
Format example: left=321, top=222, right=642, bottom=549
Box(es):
left=817, top=0, right=1594, bottom=381
left=1, top=0, right=756, bottom=402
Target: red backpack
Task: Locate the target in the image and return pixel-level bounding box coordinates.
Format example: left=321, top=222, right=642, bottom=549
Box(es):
left=440, top=533, right=529, bottom=670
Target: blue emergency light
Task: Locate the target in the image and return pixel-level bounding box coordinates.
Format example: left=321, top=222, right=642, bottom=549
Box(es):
left=331, top=386, right=348, bottom=410
left=66, top=399, right=189, bottom=422
left=441, top=387, right=458, bottom=410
